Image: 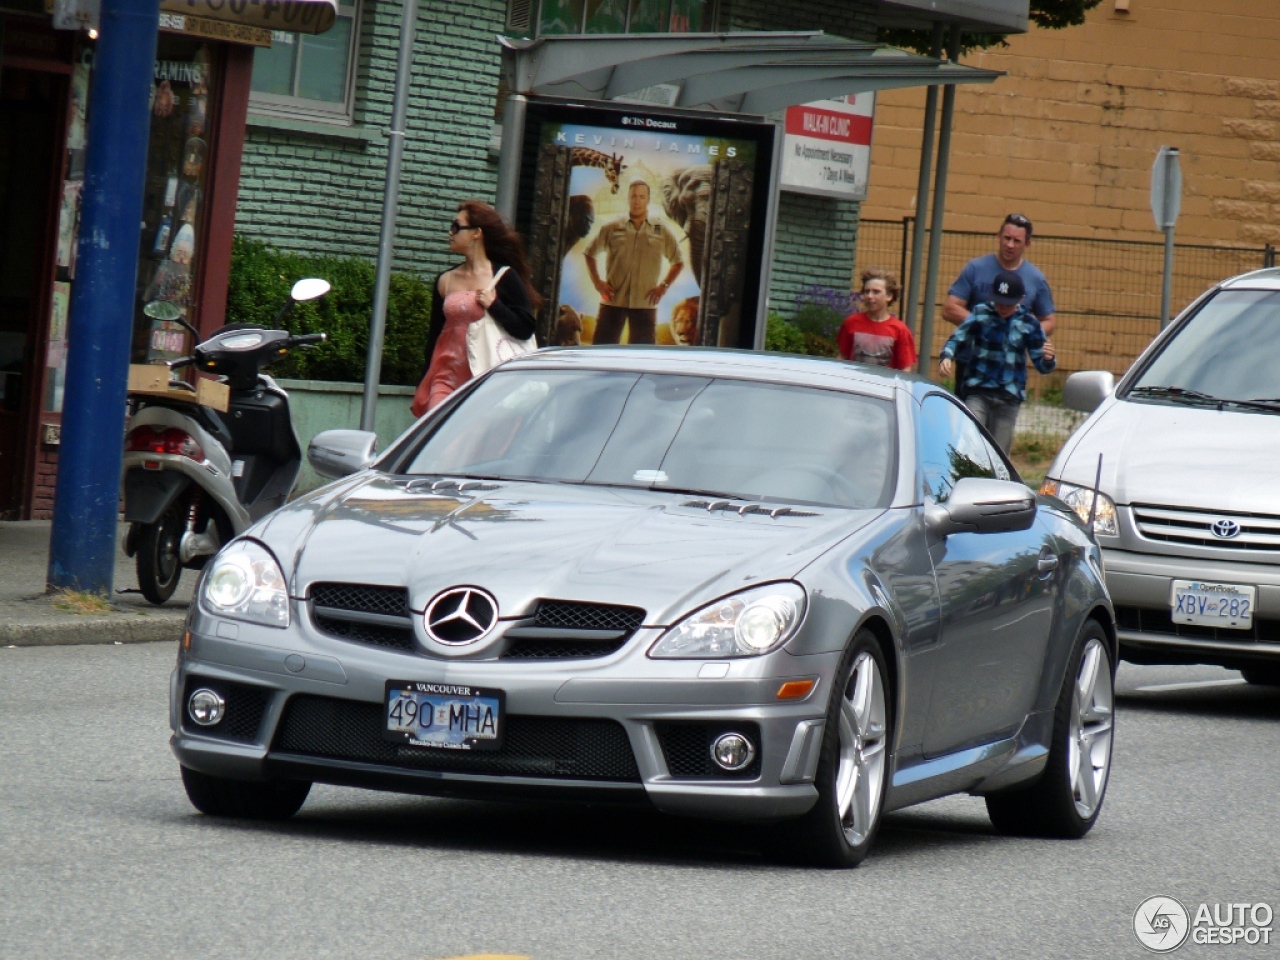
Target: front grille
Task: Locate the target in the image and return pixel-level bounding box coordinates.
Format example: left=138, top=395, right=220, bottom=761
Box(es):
left=533, top=600, right=645, bottom=633
left=1132, top=504, right=1280, bottom=552
left=183, top=676, right=271, bottom=742
left=273, top=695, right=641, bottom=781
left=502, top=637, right=629, bottom=660
left=1115, top=605, right=1280, bottom=644
left=310, top=582, right=415, bottom=651
left=654, top=721, right=763, bottom=780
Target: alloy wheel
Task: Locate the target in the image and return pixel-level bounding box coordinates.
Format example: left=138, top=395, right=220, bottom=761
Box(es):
left=835, top=650, right=888, bottom=846
left=1068, top=637, right=1114, bottom=818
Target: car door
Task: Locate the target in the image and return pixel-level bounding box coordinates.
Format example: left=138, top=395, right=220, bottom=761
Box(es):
left=917, top=394, right=1059, bottom=759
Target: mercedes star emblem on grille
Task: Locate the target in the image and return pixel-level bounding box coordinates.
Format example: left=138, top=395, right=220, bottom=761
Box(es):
left=1210, top=519, right=1241, bottom=539
left=424, top=587, right=499, bottom=644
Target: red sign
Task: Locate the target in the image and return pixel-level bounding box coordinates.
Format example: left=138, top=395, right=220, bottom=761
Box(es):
left=784, top=107, right=873, bottom=146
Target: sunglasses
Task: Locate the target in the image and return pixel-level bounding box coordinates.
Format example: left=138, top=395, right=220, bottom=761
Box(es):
left=449, top=219, right=481, bottom=236
left=1003, top=213, right=1033, bottom=234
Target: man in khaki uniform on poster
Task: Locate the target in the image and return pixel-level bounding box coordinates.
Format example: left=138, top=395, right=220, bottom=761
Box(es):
left=584, top=180, right=684, bottom=344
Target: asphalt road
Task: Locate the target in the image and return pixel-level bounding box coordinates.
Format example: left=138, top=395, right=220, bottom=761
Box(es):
left=2, top=641, right=1277, bottom=960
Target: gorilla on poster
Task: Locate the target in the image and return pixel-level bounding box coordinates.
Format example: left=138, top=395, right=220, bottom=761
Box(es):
left=529, top=119, right=762, bottom=350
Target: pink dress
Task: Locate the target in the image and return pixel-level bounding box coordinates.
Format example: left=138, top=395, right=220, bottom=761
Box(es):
left=422, top=290, right=485, bottom=413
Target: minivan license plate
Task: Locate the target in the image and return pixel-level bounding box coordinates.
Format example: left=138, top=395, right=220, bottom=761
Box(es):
left=383, top=681, right=504, bottom=751
left=1170, top=580, right=1255, bottom=630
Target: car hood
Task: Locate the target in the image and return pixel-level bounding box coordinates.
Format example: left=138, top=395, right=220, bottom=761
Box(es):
left=277, top=474, right=879, bottom=625
left=1059, top=399, right=1280, bottom=512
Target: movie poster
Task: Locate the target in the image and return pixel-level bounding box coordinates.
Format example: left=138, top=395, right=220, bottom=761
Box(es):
left=521, top=104, right=776, bottom=351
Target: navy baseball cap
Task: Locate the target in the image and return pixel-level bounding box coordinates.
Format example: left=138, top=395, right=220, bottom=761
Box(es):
left=991, top=269, right=1026, bottom=305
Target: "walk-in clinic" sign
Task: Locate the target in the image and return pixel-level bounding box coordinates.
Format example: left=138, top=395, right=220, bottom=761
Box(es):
left=780, top=94, right=876, bottom=201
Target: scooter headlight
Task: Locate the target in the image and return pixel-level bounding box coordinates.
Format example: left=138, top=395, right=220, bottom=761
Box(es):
left=201, top=540, right=290, bottom=628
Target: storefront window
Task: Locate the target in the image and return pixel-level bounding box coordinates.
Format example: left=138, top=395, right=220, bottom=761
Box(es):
left=540, top=0, right=713, bottom=34
left=249, top=0, right=359, bottom=121
left=133, top=37, right=218, bottom=365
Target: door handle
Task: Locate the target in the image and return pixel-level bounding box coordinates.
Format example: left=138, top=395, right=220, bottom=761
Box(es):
left=1037, top=552, right=1059, bottom=576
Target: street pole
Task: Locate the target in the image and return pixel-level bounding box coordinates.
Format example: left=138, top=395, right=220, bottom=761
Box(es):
left=903, top=22, right=944, bottom=349
left=494, top=93, right=528, bottom=224
left=1161, top=223, right=1175, bottom=329
left=917, top=24, right=961, bottom=375
left=47, top=0, right=160, bottom=595
left=360, top=0, right=420, bottom=432
left=1150, top=145, right=1181, bottom=329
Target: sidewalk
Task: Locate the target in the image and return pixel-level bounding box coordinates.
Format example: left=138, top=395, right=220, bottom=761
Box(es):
left=0, top=522, right=193, bottom=647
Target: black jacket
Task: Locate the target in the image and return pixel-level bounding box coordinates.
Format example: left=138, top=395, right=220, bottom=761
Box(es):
left=423, top=262, right=537, bottom=367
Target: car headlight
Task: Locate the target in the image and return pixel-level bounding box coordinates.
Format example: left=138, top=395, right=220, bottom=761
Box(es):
left=1040, top=479, right=1119, bottom=537
left=649, top=583, right=806, bottom=659
left=201, top=539, right=290, bottom=628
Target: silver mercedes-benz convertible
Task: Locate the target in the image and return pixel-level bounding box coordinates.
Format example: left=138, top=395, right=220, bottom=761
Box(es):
left=172, top=348, right=1115, bottom=866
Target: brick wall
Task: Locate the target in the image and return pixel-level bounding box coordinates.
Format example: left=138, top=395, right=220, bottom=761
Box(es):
left=30, top=446, right=58, bottom=519
left=723, top=0, right=878, bottom=312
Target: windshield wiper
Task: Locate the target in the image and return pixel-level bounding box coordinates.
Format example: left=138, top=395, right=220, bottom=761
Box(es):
left=1128, top=385, right=1221, bottom=405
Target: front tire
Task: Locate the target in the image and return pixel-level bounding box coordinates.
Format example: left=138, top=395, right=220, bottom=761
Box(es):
left=986, top=619, right=1114, bottom=838
left=181, top=765, right=311, bottom=820
left=773, top=629, right=891, bottom=868
left=1240, top=665, right=1280, bottom=686
left=136, top=503, right=184, bottom=604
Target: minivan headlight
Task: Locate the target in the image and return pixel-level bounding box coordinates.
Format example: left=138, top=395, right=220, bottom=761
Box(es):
left=649, top=583, right=806, bottom=659
left=201, top=539, right=290, bottom=627
left=1041, top=479, right=1119, bottom=537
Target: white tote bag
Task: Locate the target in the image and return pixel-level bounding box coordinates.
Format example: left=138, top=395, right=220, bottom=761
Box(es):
left=466, top=266, right=537, bottom=377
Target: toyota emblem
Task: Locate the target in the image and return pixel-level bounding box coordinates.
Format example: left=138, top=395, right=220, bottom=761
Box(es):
left=424, top=587, right=499, bottom=644
left=1210, top=519, right=1241, bottom=540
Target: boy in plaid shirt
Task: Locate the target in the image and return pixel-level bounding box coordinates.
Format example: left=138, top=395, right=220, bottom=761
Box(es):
left=939, top=269, right=1056, bottom=453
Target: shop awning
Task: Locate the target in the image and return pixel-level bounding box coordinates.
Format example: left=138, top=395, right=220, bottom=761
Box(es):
left=500, top=31, right=1001, bottom=115
left=158, top=0, right=337, bottom=35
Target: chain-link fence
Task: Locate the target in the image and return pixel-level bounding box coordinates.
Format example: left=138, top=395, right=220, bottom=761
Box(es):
left=852, top=219, right=1275, bottom=478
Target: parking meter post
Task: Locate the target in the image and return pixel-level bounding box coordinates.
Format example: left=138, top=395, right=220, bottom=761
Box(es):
left=904, top=22, right=944, bottom=357
left=361, top=0, right=419, bottom=433
left=47, top=0, right=160, bottom=595
left=1151, top=146, right=1181, bottom=329
left=1161, top=224, right=1175, bottom=329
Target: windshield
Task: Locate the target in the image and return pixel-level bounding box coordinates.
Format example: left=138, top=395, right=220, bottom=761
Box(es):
left=397, top=369, right=897, bottom=509
left=1128, top=289, right=1280, bottom=404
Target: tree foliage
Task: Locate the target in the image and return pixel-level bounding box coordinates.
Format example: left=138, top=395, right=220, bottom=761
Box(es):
left=880, top=0, right=1103, bottom=55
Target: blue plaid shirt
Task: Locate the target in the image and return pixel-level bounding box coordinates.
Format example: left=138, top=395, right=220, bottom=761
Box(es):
left=940, top=303, right=1055, bottom=401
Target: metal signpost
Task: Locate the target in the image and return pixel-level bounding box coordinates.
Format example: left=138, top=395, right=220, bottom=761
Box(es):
left=1151, top=146, right=1182, bottom=328
left=47, top=0, right=160, bottom=595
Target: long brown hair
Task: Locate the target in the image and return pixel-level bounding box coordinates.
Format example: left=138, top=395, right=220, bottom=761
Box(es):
left=458, top=200, right=543, bottom=310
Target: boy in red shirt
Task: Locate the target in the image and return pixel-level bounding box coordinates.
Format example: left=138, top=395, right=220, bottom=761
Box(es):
left=837, top=268, right=917, bottom=371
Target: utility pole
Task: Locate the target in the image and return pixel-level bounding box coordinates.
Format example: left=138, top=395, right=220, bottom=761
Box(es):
left=1151, top=146, right=1182, bottom=329
left=361, top=0, right=420, bottom=432
left=47, top=0, right=160, bottom=594
left=903, top=22, right=945, bottom=353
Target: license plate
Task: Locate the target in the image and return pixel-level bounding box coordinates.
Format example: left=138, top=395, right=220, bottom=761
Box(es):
left=383, top=681, right=504, bottom=751
left=1170, top=580, right=1256, bottom=630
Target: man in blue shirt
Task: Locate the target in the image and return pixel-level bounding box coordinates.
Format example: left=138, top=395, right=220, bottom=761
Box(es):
left=939, top=270, right=1056, bottom=453
left=942, top=214, right=1056, bottom=399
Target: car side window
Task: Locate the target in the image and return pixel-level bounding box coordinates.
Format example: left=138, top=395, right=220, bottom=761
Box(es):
left=917, top=394, right=997, bottom=502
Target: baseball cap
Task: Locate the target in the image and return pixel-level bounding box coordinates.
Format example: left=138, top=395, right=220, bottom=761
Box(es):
left=991, top=269, right=1026, bottom=305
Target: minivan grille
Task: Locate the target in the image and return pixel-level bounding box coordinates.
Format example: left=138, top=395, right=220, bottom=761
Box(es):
left=1132, top=505, right=1280, bottom=551
left=1115, top=605, right=1280, bottom=644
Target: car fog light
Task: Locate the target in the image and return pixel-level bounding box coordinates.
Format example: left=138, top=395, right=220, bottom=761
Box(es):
left=711, top=732, right=755, bottom=771
left=188, top=688, right=226, bottom=726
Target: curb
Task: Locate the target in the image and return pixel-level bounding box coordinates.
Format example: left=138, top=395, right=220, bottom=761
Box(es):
left=0, top=611, right=186, bottom=647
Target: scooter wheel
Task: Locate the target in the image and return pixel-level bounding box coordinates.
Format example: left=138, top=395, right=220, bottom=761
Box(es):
left=136, top=504, right=184, bottom=604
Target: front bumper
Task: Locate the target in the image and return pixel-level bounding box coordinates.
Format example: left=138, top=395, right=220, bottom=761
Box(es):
left=170, top=614, right=837, bottom=821
left=1102, top=547, right=1280, bottom=667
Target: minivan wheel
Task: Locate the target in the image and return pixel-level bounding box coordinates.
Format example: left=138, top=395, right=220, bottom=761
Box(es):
left=771, top=629, right=891, bottom=868
left=986, top=619, right=1114, bottom=838
left=136, top=504, right=184, bottom=604
left=180, top=765, right=311, bottom=820
left=1240, top=665, right=1280, bottom=686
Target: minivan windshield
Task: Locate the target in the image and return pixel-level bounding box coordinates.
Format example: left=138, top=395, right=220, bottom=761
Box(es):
left=1128, top=289, right=1280, bottom=407
left=397, top=369, right=897, bottom=509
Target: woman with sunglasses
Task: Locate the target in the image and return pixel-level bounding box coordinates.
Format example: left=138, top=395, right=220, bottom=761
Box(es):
left=412, top=201, right=541, bottom=416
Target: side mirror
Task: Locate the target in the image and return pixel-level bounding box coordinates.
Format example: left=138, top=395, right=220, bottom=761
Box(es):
left=925, top=477, right=1037, bottom=537
left=291, top=277, right=332, bottom=303
left=1062, top=370, right=1115, bottom=413
left=308, top=429, right=377, bottom=479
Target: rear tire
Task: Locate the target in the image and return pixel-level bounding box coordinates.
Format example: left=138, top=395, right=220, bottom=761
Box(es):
left=1240, top=665, right=1280, bottom=686
left=181, top=765, right=311, bottom=820
left=770, top=629, right=892, bottom=868
left=136, top=503, right=184, bottom=604
left=986, top=619, right=1114, bottom=838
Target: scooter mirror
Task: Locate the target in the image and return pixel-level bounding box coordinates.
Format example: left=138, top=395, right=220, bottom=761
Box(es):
left=291, top=278, right=331, bottom=303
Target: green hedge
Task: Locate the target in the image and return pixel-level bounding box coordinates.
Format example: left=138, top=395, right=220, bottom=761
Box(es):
left=225, top=235, right=432, bottom=385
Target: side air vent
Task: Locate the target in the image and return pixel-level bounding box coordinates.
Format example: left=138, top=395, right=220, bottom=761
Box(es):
left=682, top=499, right=819, bottom=518
left=506, top=0, right=533, bottom=33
